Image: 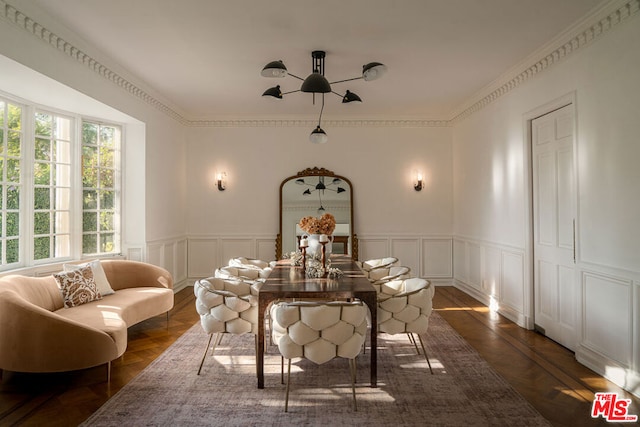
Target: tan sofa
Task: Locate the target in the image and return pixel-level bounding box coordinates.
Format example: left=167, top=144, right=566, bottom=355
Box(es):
left=0, top=260, right=174, bottom=377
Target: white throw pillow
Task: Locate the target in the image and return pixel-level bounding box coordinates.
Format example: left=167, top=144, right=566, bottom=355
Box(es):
left=64, top=259, right=115, bottom=296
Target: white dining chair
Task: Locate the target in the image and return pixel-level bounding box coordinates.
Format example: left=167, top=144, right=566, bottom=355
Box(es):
left=377, top=277, right=435, bottom=374
left=270, top=300, right=368, bottom=412
left=194, top=277, right=258, bottom=375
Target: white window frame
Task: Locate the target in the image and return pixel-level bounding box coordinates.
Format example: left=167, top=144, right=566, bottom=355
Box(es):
left=0, top=92, right=123, bottom=272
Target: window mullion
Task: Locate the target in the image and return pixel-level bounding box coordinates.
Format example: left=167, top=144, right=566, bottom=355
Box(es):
left=22, top=105, right=35, bottom=266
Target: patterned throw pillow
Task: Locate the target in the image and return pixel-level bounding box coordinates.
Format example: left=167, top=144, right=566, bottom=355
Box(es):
left=54, top=265, right=102, bottom=308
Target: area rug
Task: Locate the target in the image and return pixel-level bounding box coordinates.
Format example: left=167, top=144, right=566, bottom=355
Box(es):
left=81, top=312, right=550, bottom=426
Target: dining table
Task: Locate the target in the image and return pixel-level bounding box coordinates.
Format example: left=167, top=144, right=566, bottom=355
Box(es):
left=256, top=255, right=377, bottom=389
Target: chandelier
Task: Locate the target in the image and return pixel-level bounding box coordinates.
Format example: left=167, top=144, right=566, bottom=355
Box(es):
left=296, top=176, right=346, bottom=214
left=261, top=50, right=387, bottom=144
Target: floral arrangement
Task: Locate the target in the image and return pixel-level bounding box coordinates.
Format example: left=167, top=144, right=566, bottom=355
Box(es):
left=298, top=213, right=336, bottom=235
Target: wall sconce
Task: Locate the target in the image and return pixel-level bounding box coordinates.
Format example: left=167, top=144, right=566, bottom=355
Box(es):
left=216, top=172, right=227, bottom=191
left=414, top=171, right=423, bottom=191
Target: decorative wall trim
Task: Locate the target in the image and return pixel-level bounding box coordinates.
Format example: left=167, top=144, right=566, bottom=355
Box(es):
left=188, top=119, right=450, bottom=128
left=450, top=0, right=640, bottom=124
left=146, top=237, right=188, bottom=292
left=3, top=0, right=637, bottom=127
left=357, top=234, right=453, bottom=279
left=0, top=0, right=189, bottom=125
left=453, top=236, right=529, bottom=327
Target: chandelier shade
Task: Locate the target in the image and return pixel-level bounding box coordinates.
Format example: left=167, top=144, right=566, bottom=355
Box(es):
left=262, top=85, right=283, bottom=98
left=260, top=50, right=387, bottom=143
left=301, top=73, right=331, bottom=93
left=261, top=60, right=287, bottom=77
left=342, top=90, right=362, bottom=103
left=362, top=62, right=387, bottom=81
left=309, top=126, right=328, bottom=144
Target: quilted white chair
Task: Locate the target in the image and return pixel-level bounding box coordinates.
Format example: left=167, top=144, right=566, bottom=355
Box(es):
left=228, top=256, right=276, bottom=272
left=194, top=277, right=258, bottom=375
left=214, top=265, right=266, bottom=289
left=270, top=300, right=368, bottom=412
left=366, top=265, right=411, bottom=285
left=377, top=277, right=435, bottom=374
left=356, top=257, right=399, bottom=272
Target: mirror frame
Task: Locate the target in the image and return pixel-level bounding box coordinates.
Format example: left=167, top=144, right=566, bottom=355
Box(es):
left=276, top=166, right=358, bottom=260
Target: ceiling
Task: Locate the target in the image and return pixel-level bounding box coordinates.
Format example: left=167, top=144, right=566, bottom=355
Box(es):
left=26, top=0, right=605, bottom=122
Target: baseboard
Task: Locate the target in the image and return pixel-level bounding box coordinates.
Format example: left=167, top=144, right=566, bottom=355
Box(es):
left=453, top=279, right=529, bottom=328
left=576, top=345, right=640, bottom=398
left=173, top=279, right=189, bottom=293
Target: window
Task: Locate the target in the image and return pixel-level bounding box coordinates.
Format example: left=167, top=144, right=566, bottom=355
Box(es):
left=0, top=101, right=22, bottom=266
left=82, top=121, right=120, bottom=255
left=0, top=94, right=121, bottom=271
left=33, top=111, right=72, bottom=261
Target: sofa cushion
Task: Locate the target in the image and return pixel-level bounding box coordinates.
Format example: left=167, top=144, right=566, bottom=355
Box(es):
left=54, top=266, right=102, bottom=308
left=64, top=260, right=115, bottom=296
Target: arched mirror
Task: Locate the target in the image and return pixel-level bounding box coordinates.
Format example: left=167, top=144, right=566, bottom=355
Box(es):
left=276, top=167, right=357, bottom=260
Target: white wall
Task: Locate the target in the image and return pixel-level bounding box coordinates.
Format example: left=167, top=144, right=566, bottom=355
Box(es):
left=186, top=125, right=453, bottom=278
left=0, top=7, right=188, bottom=284
left=452, top=16, right=640, bottom=394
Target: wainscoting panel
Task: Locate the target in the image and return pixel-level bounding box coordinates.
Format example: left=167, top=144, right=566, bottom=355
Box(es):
left=146, top=237, right=188, bottom=290
left=358, top=238, right=388, bottom=262
left=582, top=271, right=632, bottom=366
left=391, top=238, right=420, bottom=276
left=453, top=239, right=467, bottom=283
left=453, top=237, right=527, bottom=326
left=220, top=239, right=254, bottom=266
left=422, top=239, right=453, bottom=278
left=483, top=246, right=502, bottom=297
left=258, top=238, right=277, bottom=263
left=187, top=239, right=218, bottom=278
left=356, top=235, right=453, bottom=280
left=187, top=235, right=278, bottom=280
left=575, top=265, right=640, bottom=398
left=468, top=242, right=482, bottom=291
left=501, top=251, right=525, bottom=314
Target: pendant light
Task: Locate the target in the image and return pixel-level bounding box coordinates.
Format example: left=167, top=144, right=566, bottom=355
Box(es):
left=261, top=50, right=387, bottom=143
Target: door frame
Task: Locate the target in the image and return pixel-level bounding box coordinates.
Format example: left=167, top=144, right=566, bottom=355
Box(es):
left=522, top=91, right=578, bottom=331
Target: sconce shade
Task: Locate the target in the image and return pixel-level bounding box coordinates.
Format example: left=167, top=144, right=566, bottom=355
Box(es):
left=261, top=60, right=287, bottom=77
left=216, top=172, right=227, bottom=191
left=262, top=85, right=283, bottom=98
left=414, top=171, right=423, bottom=191
left=362, top=62, right=387, bottom=81
left=309, top=126, right=328, bottom=144
left=342, top=90, right=362, bottom=103
left=301, top=73, right=331, bottom=93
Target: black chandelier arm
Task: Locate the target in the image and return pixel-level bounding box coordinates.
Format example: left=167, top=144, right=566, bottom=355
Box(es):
left=318, top=93, right=325, bottom=126
left=282, top=89, right=301, bottom=95
left=328, top=76, right=364, bottom=85
left=286, top=72, right=305, bottom=81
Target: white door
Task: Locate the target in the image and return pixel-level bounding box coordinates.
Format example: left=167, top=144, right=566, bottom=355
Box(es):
left=532, top=104, right=577, bottom=351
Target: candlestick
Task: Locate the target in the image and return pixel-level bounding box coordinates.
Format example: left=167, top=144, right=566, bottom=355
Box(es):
left=320, top=241, right=328, bottom=274
left=301, top=246, right=307, bottom=273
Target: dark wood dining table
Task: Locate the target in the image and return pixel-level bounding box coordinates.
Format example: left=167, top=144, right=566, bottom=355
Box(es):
left=257, top=255, right=377, bottom=389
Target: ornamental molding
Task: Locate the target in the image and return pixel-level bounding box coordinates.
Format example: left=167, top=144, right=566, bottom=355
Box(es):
left=188, top=119, right=449, bottom=128
left=450, top=0, right=640, bottom=123
left=1, top=0, right=638, bottom=128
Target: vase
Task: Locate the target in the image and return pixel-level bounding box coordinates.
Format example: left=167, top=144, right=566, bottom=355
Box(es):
left=305, top=234, right=333, bottom=259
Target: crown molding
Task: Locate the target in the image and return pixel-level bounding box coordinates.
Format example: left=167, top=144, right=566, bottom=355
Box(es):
left=450, top=0, right=640, bottom=123
left=2, top=0, right=638, bottom=129
left=0, top=0, right=189, bottom=126
left=188, top=118, right=449, bottom=128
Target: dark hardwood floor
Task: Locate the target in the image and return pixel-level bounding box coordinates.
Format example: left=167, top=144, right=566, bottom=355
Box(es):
left=1, top=286, right=637, bottom=426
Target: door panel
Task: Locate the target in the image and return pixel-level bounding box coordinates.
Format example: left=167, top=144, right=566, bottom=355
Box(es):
left=532, top=104, right=576, bottom=350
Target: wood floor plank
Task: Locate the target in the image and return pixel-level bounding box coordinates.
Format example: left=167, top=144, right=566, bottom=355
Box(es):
left=0, top=286, right=637, bottom=426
